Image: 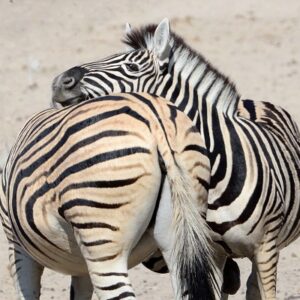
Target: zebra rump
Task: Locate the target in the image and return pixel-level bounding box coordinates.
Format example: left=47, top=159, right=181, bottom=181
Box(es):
left=1, top=92, right=216, bottom=299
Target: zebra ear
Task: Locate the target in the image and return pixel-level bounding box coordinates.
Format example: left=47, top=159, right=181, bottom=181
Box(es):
left=125, top=22, right=132, bottom=35
left=124, top=23, right=134, bottom=52
left=154, top=18, right=171, bottom=60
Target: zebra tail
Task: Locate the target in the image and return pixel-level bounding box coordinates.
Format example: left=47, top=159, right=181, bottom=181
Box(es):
left=166, top=162, right=216, bottom=300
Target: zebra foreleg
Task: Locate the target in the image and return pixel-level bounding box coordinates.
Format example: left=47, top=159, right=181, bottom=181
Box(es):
left=70, top=275, right=93, bottom=300
left=8, top=242, right=44, bottom=300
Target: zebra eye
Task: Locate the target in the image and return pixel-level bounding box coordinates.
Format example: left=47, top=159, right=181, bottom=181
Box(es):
left=125, top=63, right=139, bottom=72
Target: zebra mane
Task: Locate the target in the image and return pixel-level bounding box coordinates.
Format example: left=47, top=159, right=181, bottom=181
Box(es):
left=123, top=23, right=240, bottom=106
left=123, top=23, right=188, bottom=52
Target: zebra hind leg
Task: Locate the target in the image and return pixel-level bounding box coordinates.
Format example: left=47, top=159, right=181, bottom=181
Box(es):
left=8, top=241, right=44, bottom=300
left=246, top=264, right=262, bottom=300
left=251, top=240, right=279, bottom=300
left=69, top=222, right=137, bottom=300
left=73, top=241, right=135, bottom=300
left=70, top=275, right=93, bottom=300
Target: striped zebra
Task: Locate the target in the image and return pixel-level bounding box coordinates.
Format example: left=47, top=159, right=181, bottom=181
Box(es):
left=0, top=92, right=216, bottom=300
left=52, top=19, right=300, bottom=299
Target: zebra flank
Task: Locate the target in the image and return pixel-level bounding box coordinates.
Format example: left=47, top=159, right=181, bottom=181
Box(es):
left=1, top=92, right=215, bottom=299
left=52, top=18, right=300, bottom=299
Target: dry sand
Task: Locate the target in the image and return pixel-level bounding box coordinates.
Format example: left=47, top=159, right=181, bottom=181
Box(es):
left=0, top=1, right=299, bottom=299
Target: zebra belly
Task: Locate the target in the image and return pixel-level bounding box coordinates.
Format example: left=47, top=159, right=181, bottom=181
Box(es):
left=221, top=227, right=260, bottom=258
left=206, top=209, right=265, bottom=258
left=15, top=208, right=159, bottom=276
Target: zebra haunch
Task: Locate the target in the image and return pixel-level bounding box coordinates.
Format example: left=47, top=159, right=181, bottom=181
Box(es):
left=0, top=93, right=216, bottom=299
left=52, top=19, right=300, bottom=300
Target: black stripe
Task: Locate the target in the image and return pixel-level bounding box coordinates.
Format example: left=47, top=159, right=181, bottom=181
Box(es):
left=200, top=77, right=218, bottom=154
left=160, top=62, right=175, bottom=98
left=59, top=199, right=129, bottom=218
left=99, top=282, right=128, bottom=291
left=171, top=70, right=181, bottom=101
left=168, top=104, right=178, bottom=133
left=215, top=241, right=232, bottom=255
left=149, top=150, right=166, bottom=227
left=107, top=292, right=135, bottom=300
left=82, top=239, right=112, bottom=247
left=59, top=176, right=141, bottom=197
left=94, top=272, right=128, bottom=277
left=178, top=70, right=192, bottom=111
left=197, top=177, right=209, bottom=191
left=183, top=144, right=207, bottom=156
left=86, top=253, right=119, bottom=262
left=243, top=99, right=257, bottom=120
left=71, top=222, right=119, bottom=231
left=0, top=199, right=8, bottom=216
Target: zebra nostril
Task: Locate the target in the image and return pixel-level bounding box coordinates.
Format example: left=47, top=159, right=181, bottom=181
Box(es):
left=62, top=76, right=76, bottom=89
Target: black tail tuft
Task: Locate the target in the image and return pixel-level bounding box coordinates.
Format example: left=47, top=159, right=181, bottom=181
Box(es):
left=179, top=250, right=216, bottom=300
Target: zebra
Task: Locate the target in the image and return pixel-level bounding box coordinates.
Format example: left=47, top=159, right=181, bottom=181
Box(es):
left=51, top=19, right=300, bottom=299
left=0, top=92, right=217, bottom=300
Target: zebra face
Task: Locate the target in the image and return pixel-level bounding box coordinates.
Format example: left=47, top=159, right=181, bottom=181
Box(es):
left=52, top=19, right=171, bottom=106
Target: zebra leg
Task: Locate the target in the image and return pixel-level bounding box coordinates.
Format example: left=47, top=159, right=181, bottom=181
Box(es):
left=246, top=264, right=262, bottom=300
left=67, top=197, right=158, bottom=300
left=251, top=242, right=279, bottom=300
left=73, top=237, right=135, bottom=300
left=70, top=275, right=93, bottom=300
left=71, top=225, right=135, bottom=300
left=213, top=253, right=230, bottom=300
left=8, top=242, right=44, bottom=300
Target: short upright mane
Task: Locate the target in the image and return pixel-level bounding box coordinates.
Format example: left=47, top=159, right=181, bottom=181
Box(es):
left=123, top=23, right=240, bottom=103
left=123, top=24, right=187, bottom=51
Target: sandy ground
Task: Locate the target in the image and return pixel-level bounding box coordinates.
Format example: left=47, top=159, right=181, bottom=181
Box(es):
left=0, top=1, right=299, bottom=299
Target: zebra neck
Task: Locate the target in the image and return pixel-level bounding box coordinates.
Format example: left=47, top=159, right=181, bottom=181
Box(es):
left=165, top=48, right=240, bottom=118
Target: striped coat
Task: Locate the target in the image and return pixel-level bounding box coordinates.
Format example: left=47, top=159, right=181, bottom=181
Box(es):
left=51, top=19, right=300, bottom=299
left=0, top=92, right=215, bottom=300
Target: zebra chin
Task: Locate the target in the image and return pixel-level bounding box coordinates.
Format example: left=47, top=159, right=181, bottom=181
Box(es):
left=52, top=95, right=86, bottom=108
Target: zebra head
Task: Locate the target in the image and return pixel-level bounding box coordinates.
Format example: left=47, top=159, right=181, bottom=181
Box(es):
left=52, top=18, right=172, bottom=106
